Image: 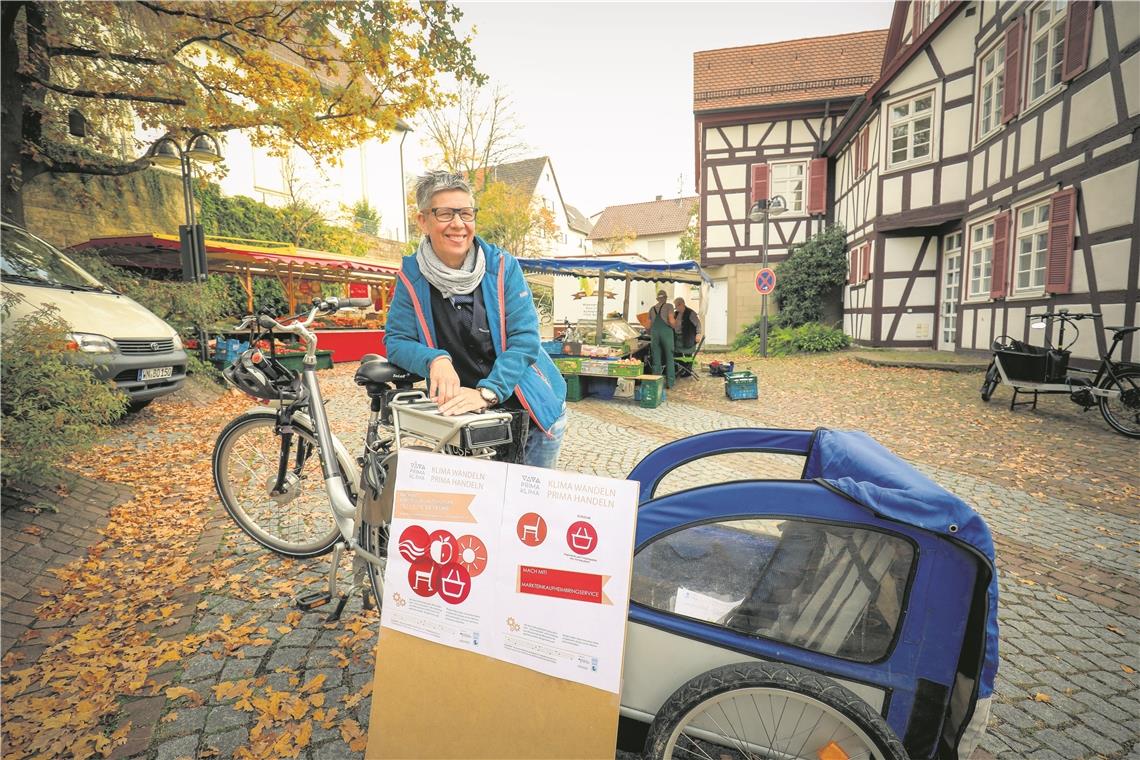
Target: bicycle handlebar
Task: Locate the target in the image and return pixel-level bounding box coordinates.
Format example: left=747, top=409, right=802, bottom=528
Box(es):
left=1027, top=311, right=1101, bottom=321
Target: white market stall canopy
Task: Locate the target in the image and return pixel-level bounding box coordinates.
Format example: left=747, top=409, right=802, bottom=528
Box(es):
left=517, top=258, right=710, bottom=339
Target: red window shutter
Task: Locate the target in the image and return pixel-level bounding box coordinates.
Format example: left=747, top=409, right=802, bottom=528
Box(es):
left=1002, top=18, right=1023, bottom=123
left=849, top=250, right=858, bottom=285
left=990, top=212, right=1011, bottom=299
left=1062, top=0, right=1094, bottom=81
left=861, top=243, right=872, bottom=281
left=808, top=158, right=828, bottom=215
left=913, top=0, right=924, bottom=38
left=751, top=163, right=769, bottom=203
left=862, top=128, right=871, bottom=173
left=1045, top=188, right=1077, bottom=294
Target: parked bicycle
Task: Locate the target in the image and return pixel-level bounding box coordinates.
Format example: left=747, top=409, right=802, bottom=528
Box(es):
left=980, top=310, right=1139, bottom=438
left=210, top=297, right=521, bottom=617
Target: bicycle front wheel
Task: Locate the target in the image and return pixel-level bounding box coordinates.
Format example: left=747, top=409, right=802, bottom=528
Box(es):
left=1098, top=367, right=1140, bottom=438
left=981, top=361, right=999, bottom=401
left=644, top=662, right=906, bottom=760
left=213, top=412, right=343, bottom=558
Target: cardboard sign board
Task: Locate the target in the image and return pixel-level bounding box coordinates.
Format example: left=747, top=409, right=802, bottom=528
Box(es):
left=367, top=450, right=639, bottom=759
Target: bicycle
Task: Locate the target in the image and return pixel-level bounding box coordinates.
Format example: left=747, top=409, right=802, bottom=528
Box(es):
left=210, top=297, right=522, bottom=618
left=980, top=309, right=1140, bottom=438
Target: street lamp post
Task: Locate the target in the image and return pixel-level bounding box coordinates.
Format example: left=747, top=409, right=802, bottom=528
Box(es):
left=147, top=133, right=223, bottom=282
left=749, top=195, right=787, bottom=357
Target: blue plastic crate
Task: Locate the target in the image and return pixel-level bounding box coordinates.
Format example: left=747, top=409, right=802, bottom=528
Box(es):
left=541, top=339, right=564, bottom=356
left=724, top=370, right=757, bottom=400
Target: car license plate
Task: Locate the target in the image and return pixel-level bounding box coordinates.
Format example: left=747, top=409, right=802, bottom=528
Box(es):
left=139, top=366, right=173, bottom=382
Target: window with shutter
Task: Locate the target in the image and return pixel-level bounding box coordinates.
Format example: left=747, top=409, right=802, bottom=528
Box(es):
left=968, top=219, right=996, bottom=298
left=1002, top=18, right=1023, bottom=123
left=849, top=250, right=859, bottom=285
left=990, top=212, right=1011, bottom=299
left=861, top=243, right=872, bottom=281
left=1045, top=188, right=1077, bottom=293
left=751, top=163, right=770, bottom=203
left=1062, top=0, right=1093, bottom=81
left=808, top=158, right=828, bottom=215
left=1027, top=1, right=1068, bottom=107
left=977, top=40, right=1006, bottom=140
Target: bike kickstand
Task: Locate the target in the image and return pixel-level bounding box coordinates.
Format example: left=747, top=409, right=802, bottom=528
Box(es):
left=294, top=542, right=345, bottom=614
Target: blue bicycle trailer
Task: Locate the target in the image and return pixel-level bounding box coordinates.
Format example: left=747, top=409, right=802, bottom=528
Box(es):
left=619, top=427, right=998, bottom=760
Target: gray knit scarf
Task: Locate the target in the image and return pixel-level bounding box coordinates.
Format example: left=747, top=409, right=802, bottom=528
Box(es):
left=416, top=237, right=485, bottom=299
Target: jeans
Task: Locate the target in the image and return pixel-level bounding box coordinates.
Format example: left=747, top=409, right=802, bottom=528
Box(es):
left=523, top=409, right=568, bottom=468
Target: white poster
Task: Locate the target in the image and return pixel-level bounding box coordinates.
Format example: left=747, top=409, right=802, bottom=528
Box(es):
left=379, top=450, right=638, bottom=694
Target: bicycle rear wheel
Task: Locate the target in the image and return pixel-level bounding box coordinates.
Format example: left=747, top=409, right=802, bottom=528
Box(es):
left=1098, top=367, right=1140, bottom=438
left=213, top=412, right=343, bottom=558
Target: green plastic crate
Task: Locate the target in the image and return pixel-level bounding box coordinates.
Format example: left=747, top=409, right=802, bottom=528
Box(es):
left=275, top=350, right=334, bottom=372
left=608, top=361, right=643, bottom=377
left=553, top=357, right=582, bottom=374
left=638, top=376, right=665, bottom=408
left=724, top=370, right=758, bottom=400
left=565, top=374, right=584, bottom=402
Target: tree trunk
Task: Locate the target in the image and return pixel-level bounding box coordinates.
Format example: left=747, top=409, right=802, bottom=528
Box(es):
left=1, top=2, right=29, bottom=225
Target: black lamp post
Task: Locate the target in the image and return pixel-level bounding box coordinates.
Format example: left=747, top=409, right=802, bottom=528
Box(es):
left=748, top=194, right=787, bottom=358
left=147, top=133, right=223, bottom=282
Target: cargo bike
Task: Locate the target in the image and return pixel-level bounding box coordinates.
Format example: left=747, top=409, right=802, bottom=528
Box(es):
left=979, top=310, right=1140, bottom=438
left=620, top=427, right=998, bottom=760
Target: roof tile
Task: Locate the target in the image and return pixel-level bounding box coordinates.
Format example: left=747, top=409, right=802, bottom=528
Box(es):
left=588, top=197, right=697, bottom=240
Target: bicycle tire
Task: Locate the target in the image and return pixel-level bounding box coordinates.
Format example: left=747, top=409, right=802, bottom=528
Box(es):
left=980, top=362, right=999, bottom=402
left=1098, top=367, right=1140, bottom=438
left=644, top=661, right=907, bottom=760
left=213, top=411, right=344, bottom=558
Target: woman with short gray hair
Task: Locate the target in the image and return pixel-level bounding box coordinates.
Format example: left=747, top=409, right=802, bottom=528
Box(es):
left=384, top=170, right=568, bottom=468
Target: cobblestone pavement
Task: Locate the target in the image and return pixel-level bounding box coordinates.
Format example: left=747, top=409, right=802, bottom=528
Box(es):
left=2, top=353, right=1137, bottom=759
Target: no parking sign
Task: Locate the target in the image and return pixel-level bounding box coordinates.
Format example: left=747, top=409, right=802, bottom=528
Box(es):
left=755, top=267, right=777, bottom=295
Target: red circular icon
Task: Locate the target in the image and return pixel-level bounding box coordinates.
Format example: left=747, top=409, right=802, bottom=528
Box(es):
left=456, top=534, right=489, bottom=577
left=516, top=513, right=548, bottom=546
left=437, top=563, right=472, bottom=605
left=567, top=521, right=598, bottom=555
left=407, top=559, right=440, bottom=597
left=398, top=525, right=430, bottom=564
left=427, top=530, right=458, bottom=565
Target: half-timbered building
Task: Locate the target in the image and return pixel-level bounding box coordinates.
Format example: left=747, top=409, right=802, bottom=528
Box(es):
left=693, top=30, right=889, bottom=345
left=696, top=1, right=1139, bottom=363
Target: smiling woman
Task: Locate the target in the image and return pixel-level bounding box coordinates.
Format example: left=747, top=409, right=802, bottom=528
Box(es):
left=384, top=170, right=569, bottom=468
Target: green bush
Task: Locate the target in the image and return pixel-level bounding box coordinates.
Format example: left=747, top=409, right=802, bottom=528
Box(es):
left=767, top=322, right=851, bottom=356
left=774, top=225, right=848, bottom=328
left=1, top=297, right=129, bottom=486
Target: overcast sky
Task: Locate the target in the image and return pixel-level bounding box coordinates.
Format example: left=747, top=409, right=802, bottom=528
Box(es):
left=404, top=1, right=895, bottom=218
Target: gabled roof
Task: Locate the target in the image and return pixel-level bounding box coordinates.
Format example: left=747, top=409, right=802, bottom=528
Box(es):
left=485, top=156, right=550, bottom=197
left=588, top=197, right=698, bottom=241
left=693, top=29, right=889, bottom=113
left=564, top=204, right=592, bottom=235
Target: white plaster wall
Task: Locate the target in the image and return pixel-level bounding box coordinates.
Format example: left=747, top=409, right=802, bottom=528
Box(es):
left=942, top=106, right=972, bottom=157
left=912, top=169, right=934, bottom=209
left=986, top=142, right=1002, bottom=187
left=705, top=128, right=728, bottom=151
left=1018, top=118, right=1038, bottom=170
left=1039, top=103, right=1062, bottom=160
left=721, top=125, right=745, bottom=149
left=1115, top=2, right=1140, bottom=49
left=717, top=164, right=748, bottom=191
left=1123, top=50, right=1140, bottom=118
left=883, top=236, right=924, bottom=270
left=1080, top=160, right=1139, bottom=233
left=941, top=161, right=967, bottom=203
left=930, top=11, right=978, bottom=72
left=888, top=52, right=937, bottom=94
left=895, top=312, right=935, bottom=341
left=1073, top=238, right=1132, bottom=293
left=1088, top=6, right=1109, bottom=71
left=882, top=176, right=903, bottom=215
left=1068, top=76, right=1119, bottom=146
left=790, top=120, right=814, bottom=144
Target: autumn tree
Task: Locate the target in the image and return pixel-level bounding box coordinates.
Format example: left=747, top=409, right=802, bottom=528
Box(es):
left=419, top=82, right=527, bottom=192
left=1, top=1, right=483, bottom=225
left=599, top=227, right=637, bottom=255
left=678, top=201, right=700, bottom=261
left=476, top=180, right=556, bottom=258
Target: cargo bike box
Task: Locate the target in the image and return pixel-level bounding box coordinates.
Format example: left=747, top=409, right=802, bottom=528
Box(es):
left=620, top=427, right=998, bottom=760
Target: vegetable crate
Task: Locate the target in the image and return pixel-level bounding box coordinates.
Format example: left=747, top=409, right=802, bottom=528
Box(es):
left=565, top=374, right=584, bottom=402
left=724, top=370, right=758, bottom=400
left=553, top=357, right=582, bottom=374
left=637, top=376, right=665, bottom=408
left=608, top=360, right=644, bottom=378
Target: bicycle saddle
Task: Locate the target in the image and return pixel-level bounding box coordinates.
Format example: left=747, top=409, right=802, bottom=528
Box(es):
left=354, top=357, right=422, bottom=389
left=1106, top=325, right=1139, bottom=336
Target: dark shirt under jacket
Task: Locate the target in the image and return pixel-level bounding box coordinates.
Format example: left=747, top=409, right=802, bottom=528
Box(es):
left=429, top=284, right=522, bottom=411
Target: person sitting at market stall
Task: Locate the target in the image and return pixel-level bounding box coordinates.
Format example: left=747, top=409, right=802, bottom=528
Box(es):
left=673, top=297, right=702, bottom=353
left=647, top=289, right=676, bottom=388
left=385, top=170, right=568, bottom=468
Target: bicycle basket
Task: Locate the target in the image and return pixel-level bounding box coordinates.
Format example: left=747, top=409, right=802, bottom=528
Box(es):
left=995, top=341, right=1070, bottom=383
left=223, top=348, right=300, bottom=401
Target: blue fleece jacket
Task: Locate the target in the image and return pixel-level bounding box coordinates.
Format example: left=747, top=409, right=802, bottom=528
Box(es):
left=384, top=237, right=567, bottom=433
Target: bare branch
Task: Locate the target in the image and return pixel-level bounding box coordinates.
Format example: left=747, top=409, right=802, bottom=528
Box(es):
left=26, top=74, right=186, bottom=105
left=47, top=45, right=165, bottom=65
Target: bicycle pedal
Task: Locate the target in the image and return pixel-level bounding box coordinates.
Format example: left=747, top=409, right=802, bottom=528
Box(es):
left=295, top=590, right=332, bottom=610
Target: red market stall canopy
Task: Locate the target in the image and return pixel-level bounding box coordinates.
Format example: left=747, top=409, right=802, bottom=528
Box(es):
left=69, top=233, right=400, bottom=314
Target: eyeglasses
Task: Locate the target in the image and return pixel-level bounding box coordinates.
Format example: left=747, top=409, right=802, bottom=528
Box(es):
left=429, top=207, right=478, bottom=223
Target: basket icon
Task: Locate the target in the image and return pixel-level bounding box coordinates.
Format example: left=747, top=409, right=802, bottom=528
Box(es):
left=440, top=568, right=468, bottom=600
left=570, top=526, right=595, bottom=552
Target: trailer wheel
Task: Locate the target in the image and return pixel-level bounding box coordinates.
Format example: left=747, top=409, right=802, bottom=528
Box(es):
left=644, top=661, right=907, bottom=760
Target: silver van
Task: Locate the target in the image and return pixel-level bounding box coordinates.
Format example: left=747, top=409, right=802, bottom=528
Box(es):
left=1, top=223, right=188, bottom=409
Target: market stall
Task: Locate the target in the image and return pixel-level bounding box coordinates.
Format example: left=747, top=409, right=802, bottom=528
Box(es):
left=517, top=259, right=710, bottom=405
left=69, top=233, right=399, bottom=363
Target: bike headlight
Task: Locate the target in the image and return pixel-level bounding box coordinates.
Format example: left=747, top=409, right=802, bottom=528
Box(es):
left=67, top=333, right=118, bottom=354
left=172, top=333, right=184, bottom=351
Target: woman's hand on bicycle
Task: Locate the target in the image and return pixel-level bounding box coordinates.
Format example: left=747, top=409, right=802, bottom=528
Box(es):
left=429, top=356, right=461, bottom=404
left=437, top=387, right=490, bottom=416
